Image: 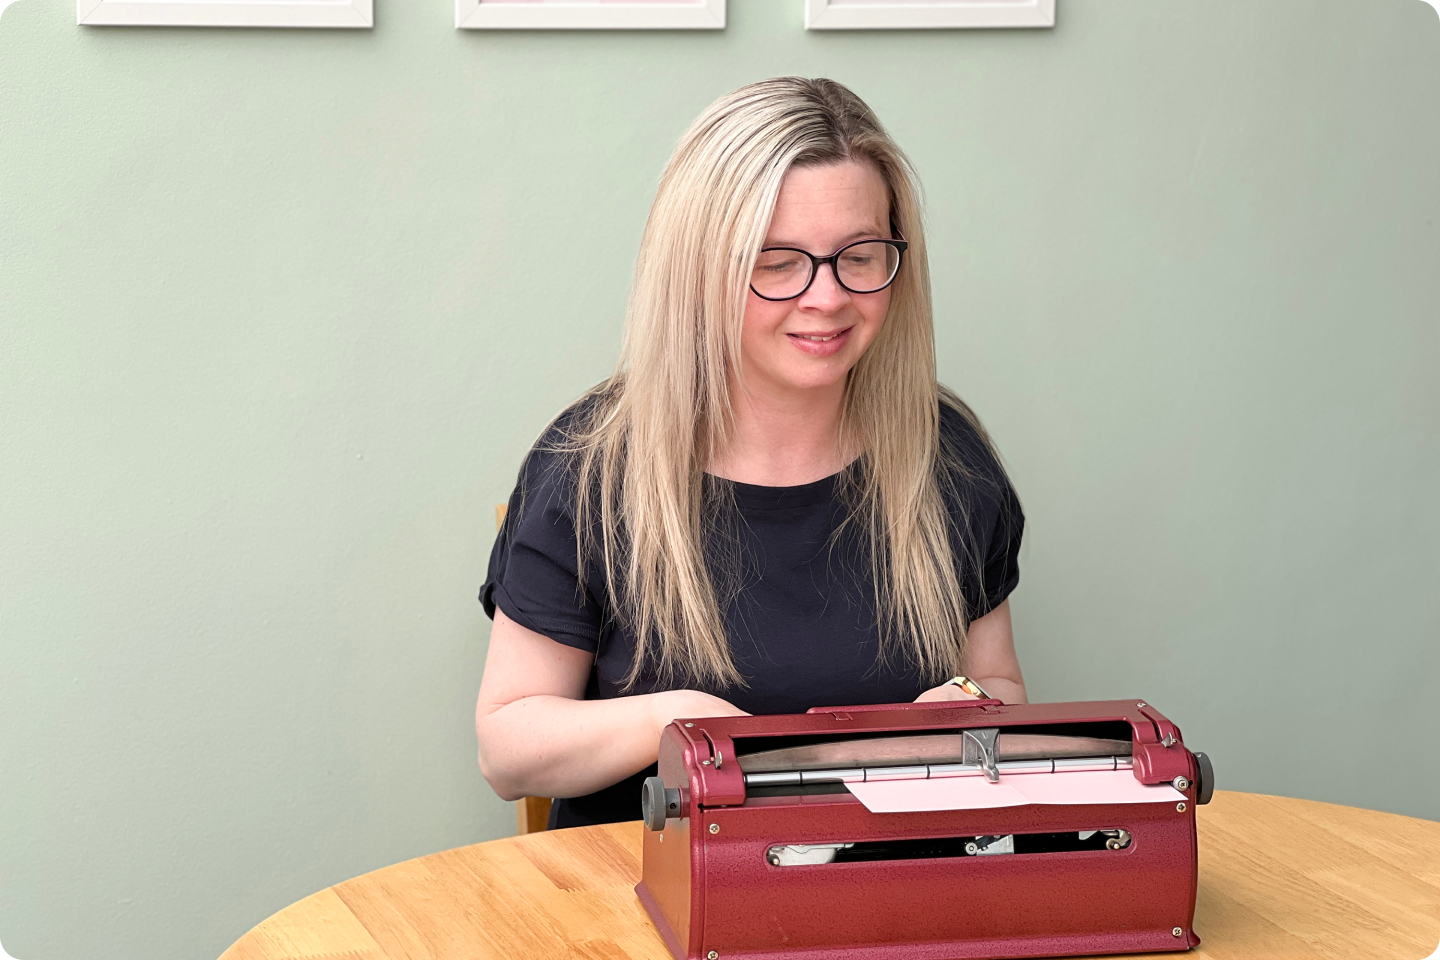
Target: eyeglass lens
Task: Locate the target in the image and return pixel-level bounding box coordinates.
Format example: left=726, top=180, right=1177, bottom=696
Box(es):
left=751, top=241, right=901, bottom=300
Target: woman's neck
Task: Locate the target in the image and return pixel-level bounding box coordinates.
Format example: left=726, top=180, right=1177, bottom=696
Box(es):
left=708, top=380, right=851, bottom=487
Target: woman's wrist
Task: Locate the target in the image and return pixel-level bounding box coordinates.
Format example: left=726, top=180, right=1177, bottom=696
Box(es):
left=972, top=677, right=1027, bottom=704
left=646, top=690, right=697, bottom=741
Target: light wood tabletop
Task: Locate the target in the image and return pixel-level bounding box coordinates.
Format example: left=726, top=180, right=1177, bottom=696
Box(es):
left=219, top=791, right=1440, bottom=960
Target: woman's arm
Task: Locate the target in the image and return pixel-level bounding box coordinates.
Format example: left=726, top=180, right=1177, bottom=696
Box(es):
left=913, top=600, right=1028, bottom=704
left=475, top=607, right=748, bottom=801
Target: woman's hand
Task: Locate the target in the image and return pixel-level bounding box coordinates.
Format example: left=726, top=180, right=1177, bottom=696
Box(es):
left=914, top=681, right=981, bottom=703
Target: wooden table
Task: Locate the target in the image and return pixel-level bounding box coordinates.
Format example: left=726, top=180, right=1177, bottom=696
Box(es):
left=220, top=791, right=1440, bottom=960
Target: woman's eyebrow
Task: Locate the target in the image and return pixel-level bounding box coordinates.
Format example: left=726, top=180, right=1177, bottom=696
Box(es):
left=763, top=226, right=889, bottom=249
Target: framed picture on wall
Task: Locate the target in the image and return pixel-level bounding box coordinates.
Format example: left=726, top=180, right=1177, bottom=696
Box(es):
left=77, top=0, right=372, bottom=27
left=456, top=0, right=724, bottom=30
left=804, top=0, right=1053, bottom=30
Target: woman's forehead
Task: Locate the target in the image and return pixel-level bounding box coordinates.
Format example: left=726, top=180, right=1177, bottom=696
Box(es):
left=765, top=161, right=889, bottom=248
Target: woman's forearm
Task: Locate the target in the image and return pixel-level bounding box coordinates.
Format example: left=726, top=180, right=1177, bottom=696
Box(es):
left=476, top=688, right=746, bottom=801
left=477, top=693, right=667, bottom=801
left=475, top=609, right=750, bottom=802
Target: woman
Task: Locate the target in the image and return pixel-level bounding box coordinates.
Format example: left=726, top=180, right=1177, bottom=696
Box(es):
left=476, top=77, right=1026, bottom=829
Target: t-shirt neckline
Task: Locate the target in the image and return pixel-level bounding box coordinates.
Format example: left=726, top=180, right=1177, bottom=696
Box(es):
left=708, top=469, right=846, bottom=511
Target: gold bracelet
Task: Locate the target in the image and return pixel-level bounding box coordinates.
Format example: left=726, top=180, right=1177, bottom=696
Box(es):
left=948, top=676, right=992, bottom=700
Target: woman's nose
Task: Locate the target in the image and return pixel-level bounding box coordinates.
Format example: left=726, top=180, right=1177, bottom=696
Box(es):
left=797, top=261, right=850, bottom=311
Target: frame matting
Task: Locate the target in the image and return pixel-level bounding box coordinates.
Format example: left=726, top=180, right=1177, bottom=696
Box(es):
left=805, top=0, right=1054, bottom=30
left=457, top=0, right=724, bottom=30
left=77, top=0, right=372, bottom=27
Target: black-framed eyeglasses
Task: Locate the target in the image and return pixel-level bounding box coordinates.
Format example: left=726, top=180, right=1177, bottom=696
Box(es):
left=749, top=238, right=908, bottom=302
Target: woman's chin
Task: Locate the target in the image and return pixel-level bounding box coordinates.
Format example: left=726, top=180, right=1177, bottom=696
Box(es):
left=743, top=344, right=862, bottom=398
left=770, top=368, right=852, bottom=396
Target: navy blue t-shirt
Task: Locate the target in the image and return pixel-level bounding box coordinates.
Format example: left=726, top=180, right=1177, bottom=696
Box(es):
left=480, top=399, right=1023, bottom=827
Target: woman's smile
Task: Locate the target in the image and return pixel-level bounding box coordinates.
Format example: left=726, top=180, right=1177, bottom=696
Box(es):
left=787, top=325, right=853, bottom=356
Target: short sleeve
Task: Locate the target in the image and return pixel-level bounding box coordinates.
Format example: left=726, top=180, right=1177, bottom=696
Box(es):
left=971, top=475, right=1023, bottom=619
left=938, top=402, right=1025, bottom=622
left=480, top=437, right=606, bottom=653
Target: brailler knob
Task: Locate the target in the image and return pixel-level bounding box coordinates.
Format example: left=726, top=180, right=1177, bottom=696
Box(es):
left=641, top=776, right=667, bottom=831
left=1193, top=752, right=1215, bottom=805
left=642, top=777, right=682, bottom=831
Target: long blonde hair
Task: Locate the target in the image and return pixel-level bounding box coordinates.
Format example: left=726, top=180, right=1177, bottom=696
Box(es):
left=550, top=77, right=992, bottom=690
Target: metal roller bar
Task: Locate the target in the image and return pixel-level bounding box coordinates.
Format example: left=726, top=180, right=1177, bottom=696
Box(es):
left=738, top=731, right=1134, bottom=775
left=743, top=756, right=1133, bottom=787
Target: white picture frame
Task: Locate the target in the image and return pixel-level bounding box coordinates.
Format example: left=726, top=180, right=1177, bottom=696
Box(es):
left=77, top=0, right=372, bottom=27
left=805, top=0, right=1053, bottom=30
left=457, top=0, right=724, bottom=31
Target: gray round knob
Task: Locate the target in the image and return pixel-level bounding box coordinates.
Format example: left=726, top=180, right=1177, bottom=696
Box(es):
left=641, top=776, right=683, bottom=831
left=641, top=776, right=667, bottom=831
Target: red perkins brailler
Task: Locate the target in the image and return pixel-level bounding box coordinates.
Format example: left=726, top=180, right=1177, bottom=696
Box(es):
left=635, top=699, right=1213, bottom=960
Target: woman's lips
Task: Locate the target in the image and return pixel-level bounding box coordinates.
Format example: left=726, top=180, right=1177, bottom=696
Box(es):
left=786, top=326, right=853, bottom=357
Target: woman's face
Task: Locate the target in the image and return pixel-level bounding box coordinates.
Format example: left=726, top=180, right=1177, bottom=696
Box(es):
left=740, top=160, right=894, bottom=401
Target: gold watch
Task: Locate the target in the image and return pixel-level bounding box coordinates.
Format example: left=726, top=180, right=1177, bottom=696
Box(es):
left=948, top=676, right=993, bottom=700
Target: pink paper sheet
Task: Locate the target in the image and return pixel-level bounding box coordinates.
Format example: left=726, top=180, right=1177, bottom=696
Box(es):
left=847, top=776, right=1030, bottom=813
left=846, top=770, right=1186, bottom=814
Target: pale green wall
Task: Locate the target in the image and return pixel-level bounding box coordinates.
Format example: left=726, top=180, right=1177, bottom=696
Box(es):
left=1, top=0, right=1437, bottom=957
